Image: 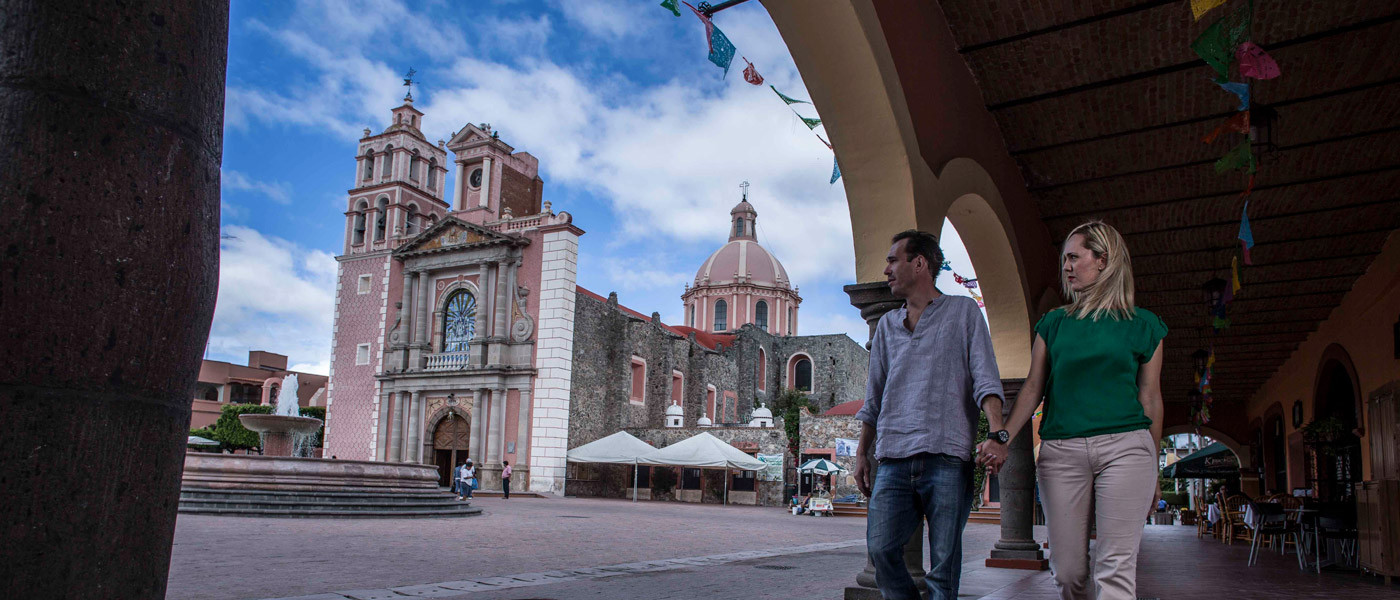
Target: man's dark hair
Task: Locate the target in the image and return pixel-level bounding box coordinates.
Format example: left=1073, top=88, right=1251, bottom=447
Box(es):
left=891, top=229, right=943, bottom=280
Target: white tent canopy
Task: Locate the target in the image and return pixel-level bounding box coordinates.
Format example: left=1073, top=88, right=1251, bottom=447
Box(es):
left=637, top=432, right=766, bottom=471
left=566, top=431, right=656, bottom=464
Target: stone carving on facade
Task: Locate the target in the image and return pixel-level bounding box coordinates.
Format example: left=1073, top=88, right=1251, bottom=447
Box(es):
left=511, top=284, right=535, bottom=342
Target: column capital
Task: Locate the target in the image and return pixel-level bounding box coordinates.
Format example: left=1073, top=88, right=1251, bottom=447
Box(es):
left=843, top=281, right=902, bottom=346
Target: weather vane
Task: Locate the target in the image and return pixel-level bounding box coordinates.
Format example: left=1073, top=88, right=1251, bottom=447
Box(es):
left=403, top=67, right=417, bottom=101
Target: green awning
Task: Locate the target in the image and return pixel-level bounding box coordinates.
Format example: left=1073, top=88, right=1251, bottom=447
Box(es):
left=1161, top=442, right=1239, bottom=479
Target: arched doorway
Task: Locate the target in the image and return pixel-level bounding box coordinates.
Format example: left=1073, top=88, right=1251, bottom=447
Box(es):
left=1311, top=345, right=1363, bottom=501
left=431, top=413, right=471, bottom=487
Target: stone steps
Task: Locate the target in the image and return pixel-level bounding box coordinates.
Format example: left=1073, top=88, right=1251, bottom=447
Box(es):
left=832, top=501, right=868, bottom=517
left=178, top=487, right=482, bottom=518
left=969, top=506, right=1002, bottom=525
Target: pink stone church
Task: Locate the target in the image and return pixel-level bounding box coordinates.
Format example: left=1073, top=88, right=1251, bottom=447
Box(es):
left=326, top=99, right=867, bottom=497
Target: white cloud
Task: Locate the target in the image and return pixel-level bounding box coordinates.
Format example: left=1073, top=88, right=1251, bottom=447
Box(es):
left=554, top=0, right=640, bottom=40
left=601, top=258, right=692, bottom=294
left=222, top=169, right=293, bottom=204
left=208, top=226, right=336, bottom=376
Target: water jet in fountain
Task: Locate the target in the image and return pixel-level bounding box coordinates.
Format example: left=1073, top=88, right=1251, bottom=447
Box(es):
left=238, top=374, right=323, bottom=458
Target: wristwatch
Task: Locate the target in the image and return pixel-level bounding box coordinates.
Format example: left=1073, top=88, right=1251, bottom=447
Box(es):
left=992, top=429, right=1010, bottom=444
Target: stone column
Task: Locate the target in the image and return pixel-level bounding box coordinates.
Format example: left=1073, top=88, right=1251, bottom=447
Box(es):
left=454, top=160, right=467, bottom=211
left=0, top=2, right=227, bottom=598
left=376, top=390, right=393, bottom=461
left=405, top=391, right=423, bottom=464
left=486, top=389, right=504, bottom=465
left=843, top=282, right=924, bottom=600
left=479, top=157, right=493, bottom=208
left=516, top=389, right=532, bottom=484
left=386, top=392, right=404, bottom=462
left=472, top=389, right=488, bottom=463
left=397, top=271, right=413, bottom=370
left=416, top=271, right=432, bottom=364
left=987, top=378, right=1048, bottom=570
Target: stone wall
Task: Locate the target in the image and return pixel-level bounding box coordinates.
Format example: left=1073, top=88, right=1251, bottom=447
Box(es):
left=773, top=333, right=869, bottom=414
left=799, top=410, right=864, bottom=498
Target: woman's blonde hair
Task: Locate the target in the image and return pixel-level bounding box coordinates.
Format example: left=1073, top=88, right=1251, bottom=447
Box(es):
left=1061, top=220, right=1135, bottom=321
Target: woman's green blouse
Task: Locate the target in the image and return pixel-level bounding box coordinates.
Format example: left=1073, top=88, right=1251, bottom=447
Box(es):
left=1034, top=306, right=1167, bottom=440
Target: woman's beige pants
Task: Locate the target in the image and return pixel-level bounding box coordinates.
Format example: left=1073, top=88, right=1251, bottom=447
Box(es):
left=1037, top=429, right=1158, bottom=600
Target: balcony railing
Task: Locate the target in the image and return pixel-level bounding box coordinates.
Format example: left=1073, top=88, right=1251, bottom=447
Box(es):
left=424, top=351, right=472, bottom=371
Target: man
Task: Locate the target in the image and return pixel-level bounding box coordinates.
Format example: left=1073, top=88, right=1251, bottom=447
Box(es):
left=853, top=229, right=1010, bottom=600
left=502, top=460, right=512, bottom=499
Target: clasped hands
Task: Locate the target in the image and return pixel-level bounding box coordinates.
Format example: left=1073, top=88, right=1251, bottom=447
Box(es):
left=975, top=439, right=1009, bottom=474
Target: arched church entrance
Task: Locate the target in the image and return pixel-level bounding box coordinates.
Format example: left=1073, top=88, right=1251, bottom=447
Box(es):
left=431, top=413, right=471, bottom=487
left=1311, top=345, right=1363, bottom=501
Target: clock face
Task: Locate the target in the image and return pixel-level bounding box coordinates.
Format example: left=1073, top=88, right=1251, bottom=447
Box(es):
left=469, top=168, right=483, bottom=188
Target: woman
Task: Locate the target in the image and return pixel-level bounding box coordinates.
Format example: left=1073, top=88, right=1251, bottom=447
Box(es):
left=990, top=221, right=1166, bottom=600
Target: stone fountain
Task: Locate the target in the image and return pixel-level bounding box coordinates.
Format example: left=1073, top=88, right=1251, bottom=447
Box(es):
left=237, top=374, right=322, bottom=457
left=178, top=374, right=479, bottom=518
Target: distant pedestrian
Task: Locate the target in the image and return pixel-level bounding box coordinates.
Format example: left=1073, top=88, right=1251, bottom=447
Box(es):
left=502, top=460, right=512, bottom=499
left=461, top=460, right=475, bottom=500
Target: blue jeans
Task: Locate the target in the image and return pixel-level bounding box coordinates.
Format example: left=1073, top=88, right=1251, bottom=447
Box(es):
left=867, top=453, right=974, bottom=600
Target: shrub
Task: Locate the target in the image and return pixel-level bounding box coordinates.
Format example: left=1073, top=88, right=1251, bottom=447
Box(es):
left=651, top=466, right=677, bottom=495
left=300, top=406, right=326, bottom=448
left=211, top=404, right=273, bottom=453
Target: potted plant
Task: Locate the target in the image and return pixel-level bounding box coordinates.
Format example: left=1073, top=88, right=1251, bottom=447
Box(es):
left=1300, top=416, right=1353, bottom=457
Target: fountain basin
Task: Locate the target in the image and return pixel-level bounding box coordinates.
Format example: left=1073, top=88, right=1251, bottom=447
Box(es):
left=239, top=414, right=324, bottom=457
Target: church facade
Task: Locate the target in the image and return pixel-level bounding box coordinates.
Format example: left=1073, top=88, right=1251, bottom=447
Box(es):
left=325, top=99, right=866, bottom=498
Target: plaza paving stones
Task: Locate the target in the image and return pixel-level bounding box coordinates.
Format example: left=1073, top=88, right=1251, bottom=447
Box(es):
left=169, top=496, right=1400, bottom=599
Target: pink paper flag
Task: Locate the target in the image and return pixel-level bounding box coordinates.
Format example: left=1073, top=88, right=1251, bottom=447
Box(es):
left=1237, top=42, right=1281, bottom=80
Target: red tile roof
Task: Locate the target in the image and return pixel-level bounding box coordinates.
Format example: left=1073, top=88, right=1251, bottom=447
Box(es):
left=823, top=399, right=865, bottom=416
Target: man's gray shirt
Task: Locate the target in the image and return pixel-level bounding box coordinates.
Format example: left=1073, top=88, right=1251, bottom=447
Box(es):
left=855, top=295, right=1004, bottom=462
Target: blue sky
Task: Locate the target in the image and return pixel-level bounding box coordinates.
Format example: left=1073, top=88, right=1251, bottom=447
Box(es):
left=212, top=0, right=981, bottom=374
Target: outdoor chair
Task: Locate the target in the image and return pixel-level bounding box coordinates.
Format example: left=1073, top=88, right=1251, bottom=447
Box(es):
left=1314, top=514, right=1359, bottom=572
left=1225, top=495, right=1253, bottom=545
left=1247, top=503, right=1305, bottom=568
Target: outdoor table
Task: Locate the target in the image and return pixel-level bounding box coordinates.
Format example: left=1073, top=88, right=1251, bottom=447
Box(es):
left=1207, top=503, right=1222, bottom=525
left=1290, top=508, right=1321, bottom=572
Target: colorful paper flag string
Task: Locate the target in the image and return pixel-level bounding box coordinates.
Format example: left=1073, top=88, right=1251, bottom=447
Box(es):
left=794, top=110, right=822, bottom=130
left=660, top=0, right=681, bottom=18
left=829, top=156, right=841, bottom=184
left=1236, top=42, right=1281, bottom=80
left=816, top=133, right=832, bottom=150
left=1191, top=7, right=1252, bottom=79
left=771, top=85, right=809, bottom=105
left=741, top=57, right=763, bottom=85
left=1215, top=80, right=1250, bottom=111
left=940, top=260, right=953, bottom=272
left=1231, top=255, right=1242, bottom=295
left=707, top=25, right=736, bottom=75
left=1238, top=201, right=1255, bottom=265
left=1202, top=111, right=1250, bottom=144
left=969, top=289, right=985, bottom=308
left=1214, top=139, right=1255, bottom=174
left=1190, top=0, right=1227, bottom=21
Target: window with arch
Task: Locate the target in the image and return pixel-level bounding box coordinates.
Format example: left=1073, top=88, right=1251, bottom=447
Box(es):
left=427, top=158, right=437, bottom=189
left=714, top=299, right=727, bottom=331
left=374, top=198, right=388, bottom=241
left=787, top=307, right=794, bottom=335
left=381, top=146, right=393, bottom=179
left=755, top=300, right=768, bottom=331
left=362, top=151, right=374, bottom=181
left=756, top=347, right=766, bottom=391
left=442, top=290, right=477, bottom=354
left=733, top=219, right=743, bottom=237
left=409, top=151, right=421, bottom=182
left=352, top=200, right=368, bottom=245
left=405, top=204, right=420, bottom=236
left=688, top=305, right=695, bottom=328
left=794, top=357, right=812, bottom=392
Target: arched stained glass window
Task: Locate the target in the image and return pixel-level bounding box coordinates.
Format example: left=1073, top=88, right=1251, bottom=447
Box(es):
left=755, top=300, right=768, bottom=331
left=443, top=290, right=477, bottom=353
left=714, top=299, right=727, bottom=331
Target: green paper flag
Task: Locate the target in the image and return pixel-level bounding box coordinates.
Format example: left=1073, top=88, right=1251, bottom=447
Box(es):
left=796, top=113, right=822, bottom=130
left=1191, top=7, right=1252, bottom=79
left=660, top=0, right=681, bottom=17
left=772, top=85, right=810, bottom=105
left=1214, top=139, right=1256, bottom=174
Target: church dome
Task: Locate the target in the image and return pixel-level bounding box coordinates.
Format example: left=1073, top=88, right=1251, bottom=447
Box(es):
left=694, top=239, right=791, bottom=289
left=694, top=195, right=790, bottom=289
left=751, top=405, right=773, bottom=419
left=665, top=403, right=684, bottom=417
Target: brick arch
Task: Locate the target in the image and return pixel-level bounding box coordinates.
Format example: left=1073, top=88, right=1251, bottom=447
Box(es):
left=786, top=352, right=814, bottom=394
left=1312, top=343, right=1363, bottom=432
